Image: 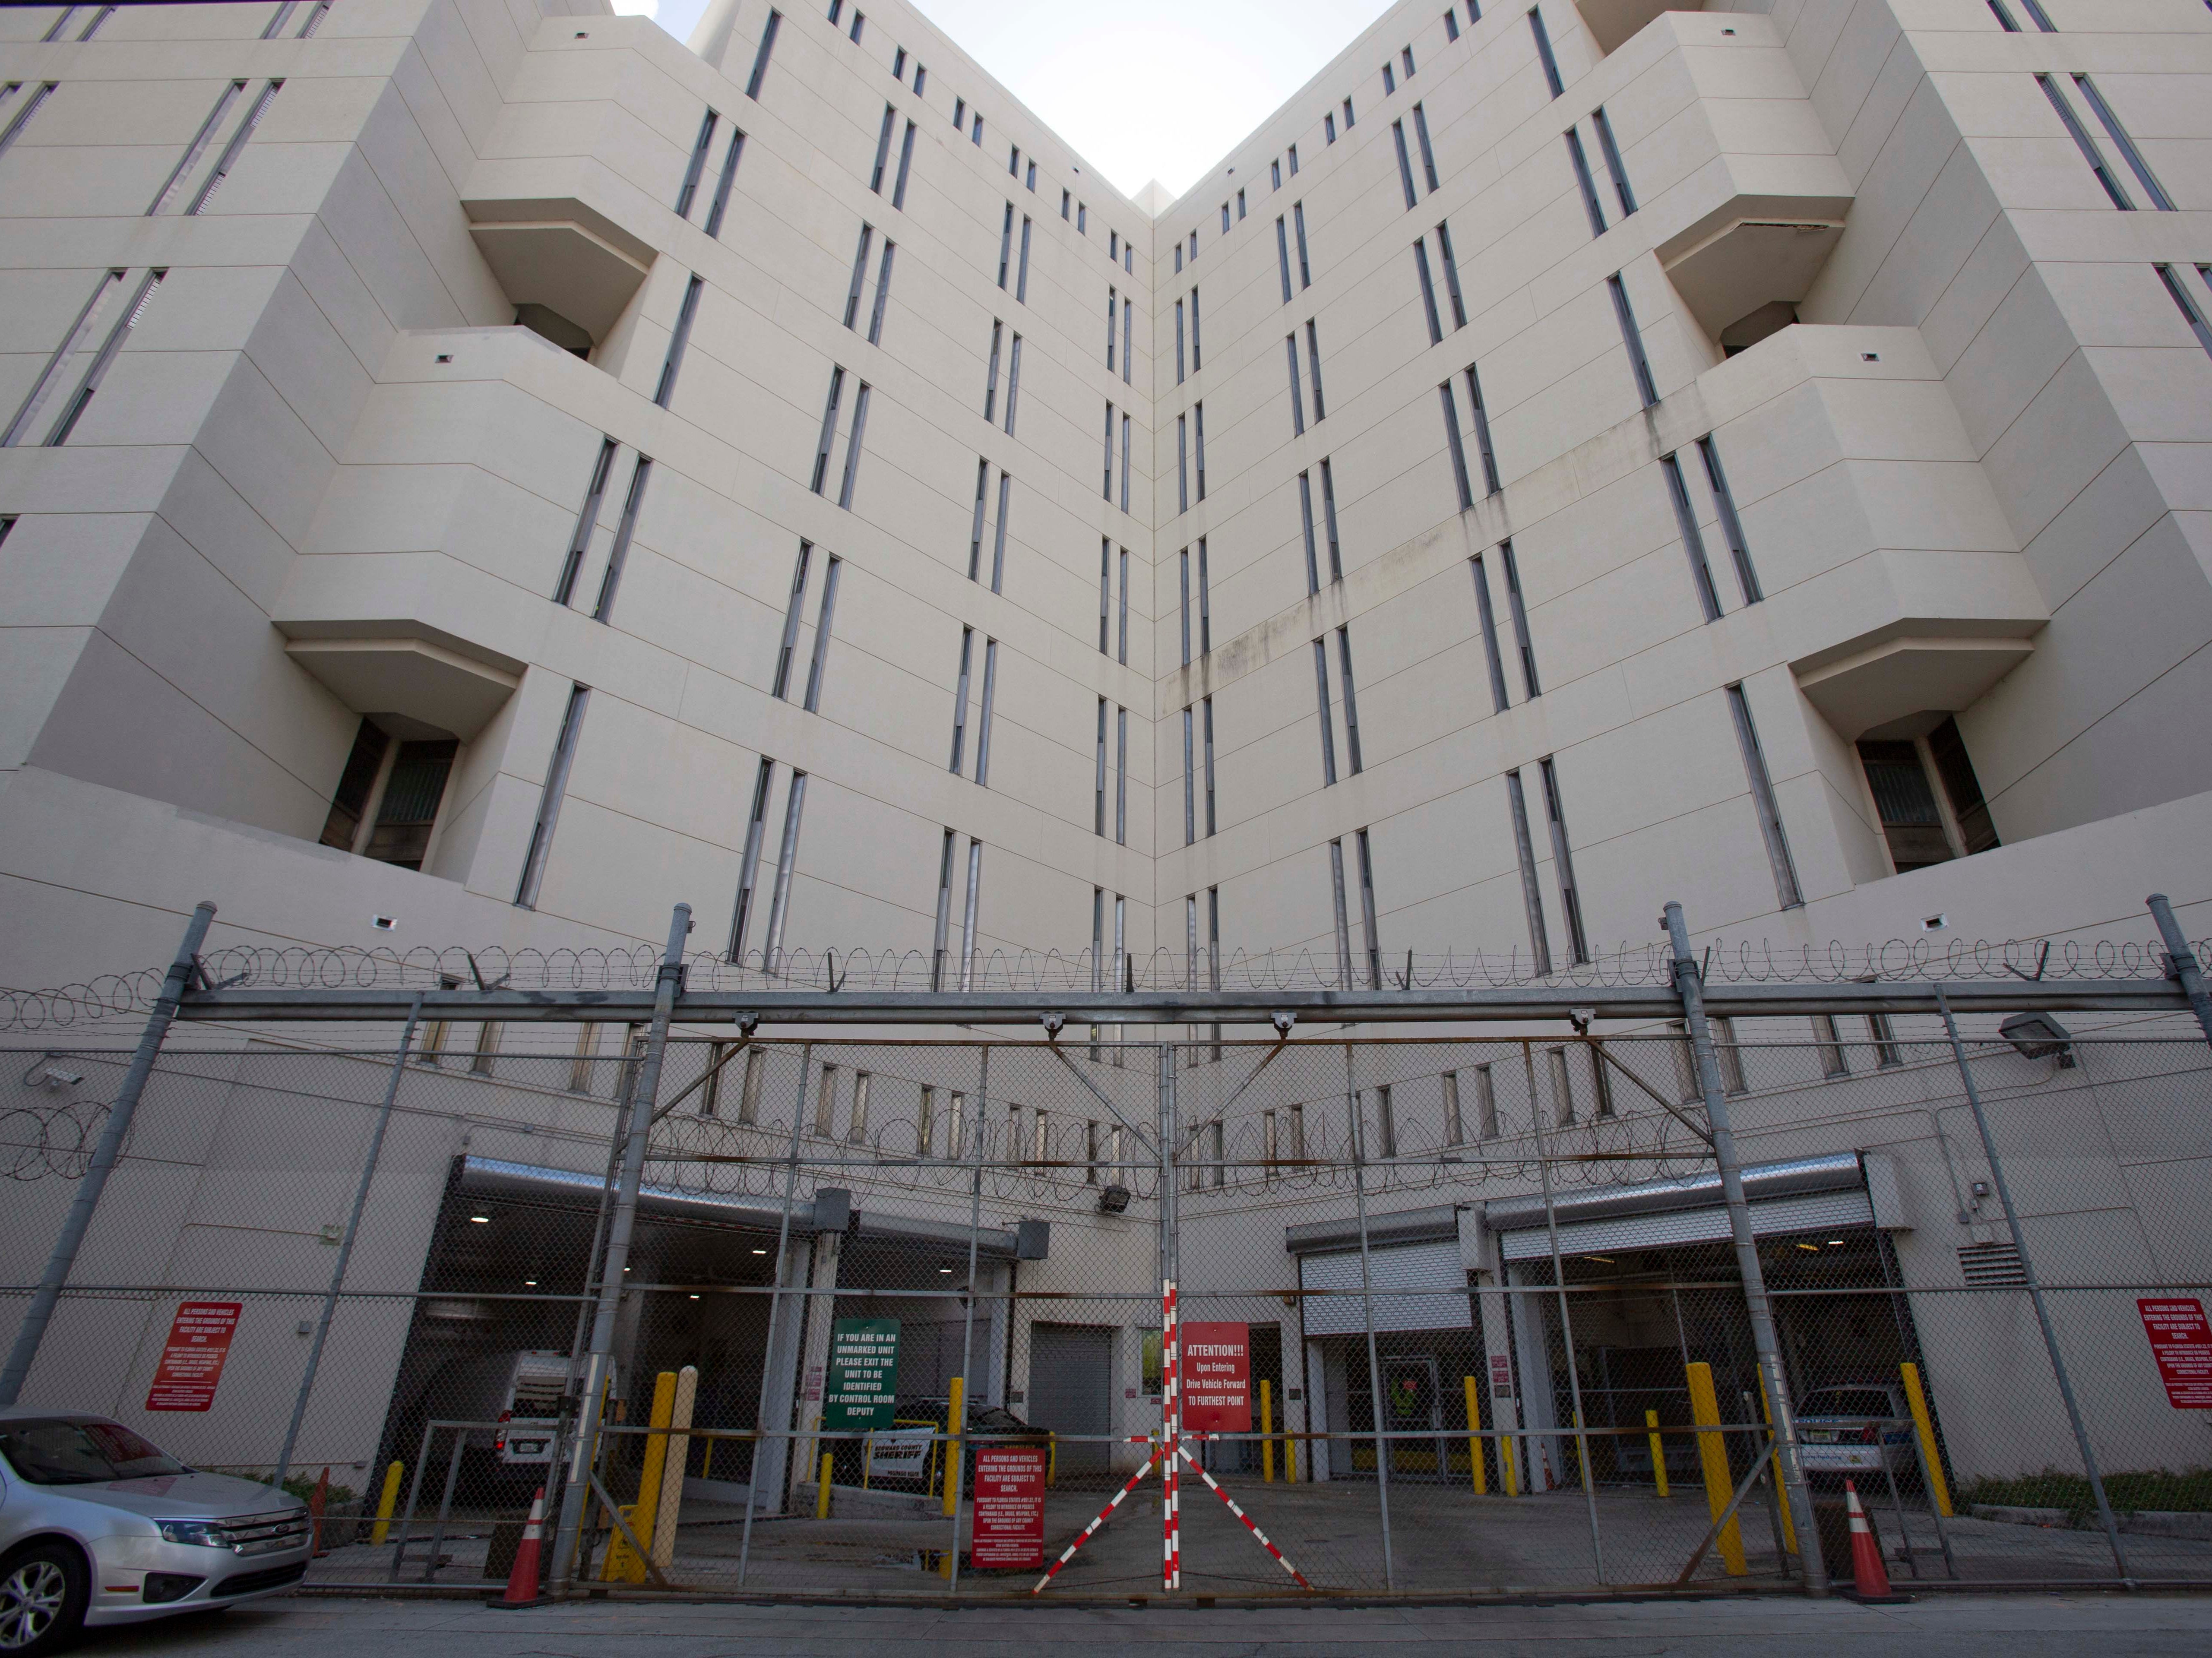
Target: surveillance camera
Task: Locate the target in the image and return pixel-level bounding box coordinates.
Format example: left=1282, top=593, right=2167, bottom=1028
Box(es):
left=44, top=1068, right=85, bottom=1088
left=1567, top=1007, right=1595, bottom=1035
left=1270, top=1011, right=1296, bottom=1037
left=1040, top=1012, right=1066, bottom=1038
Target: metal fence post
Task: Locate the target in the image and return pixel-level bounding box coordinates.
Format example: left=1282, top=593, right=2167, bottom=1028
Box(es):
left=273, top=995, right=423, bottom=1490
left=550, top=905, right=690, bottom=1586
left=1933, top=984, right=2133, bottom=1584
left=2146, top=894, right=2212, bottom=1053
left=0, top=900, right=215, bottom=1407
left=737, top=1039, right=810, bottom=1587
left=1523, top=1043, right=1605, bottom=1583
left=1663, top=901, right=1827, bottom=1595
left=1345, top=1042, right=1395, bottom=1590
left=947, top=1043, right=990, bottom=1593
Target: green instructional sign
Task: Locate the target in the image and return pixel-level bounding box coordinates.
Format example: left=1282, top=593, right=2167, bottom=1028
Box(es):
left=823, top=1316, right=901, bottom=1431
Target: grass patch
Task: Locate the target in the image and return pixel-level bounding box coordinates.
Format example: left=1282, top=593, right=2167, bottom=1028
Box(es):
left=1960, top=1468, right=2212, bottom=1525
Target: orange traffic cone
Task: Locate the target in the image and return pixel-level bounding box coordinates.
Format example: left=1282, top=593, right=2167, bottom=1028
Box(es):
left=1842, top=1478, right=1905, bottom=1602
left=491, top=1486, right=549, bottom=1609
left=307, top=1468, right=329, bottom=1557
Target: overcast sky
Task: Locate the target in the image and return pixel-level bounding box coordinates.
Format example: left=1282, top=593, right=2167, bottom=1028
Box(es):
left=616, top=0, right=1398, bottom=204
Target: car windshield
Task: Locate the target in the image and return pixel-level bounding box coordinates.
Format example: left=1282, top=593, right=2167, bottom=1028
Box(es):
left=0, top=1418, right=189, bottom=1484
left=1801, top=1389, right=1892, bottom=1419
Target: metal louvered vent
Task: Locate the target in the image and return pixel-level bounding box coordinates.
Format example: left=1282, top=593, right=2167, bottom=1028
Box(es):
left=1959, top=1240, right=2027, bottom=1287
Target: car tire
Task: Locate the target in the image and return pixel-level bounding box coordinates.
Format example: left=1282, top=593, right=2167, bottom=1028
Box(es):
left=0, top=1542, right=88, bottom=1656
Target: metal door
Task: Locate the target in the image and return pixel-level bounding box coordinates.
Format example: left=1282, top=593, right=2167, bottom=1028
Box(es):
left=1028, top=1322, right=1114, bottom=1472
left=1381, top=1354, right=1443, bottom=1478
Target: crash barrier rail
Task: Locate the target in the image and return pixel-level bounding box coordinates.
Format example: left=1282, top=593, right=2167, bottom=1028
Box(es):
left=4, top=894, right=2212, bottom=1598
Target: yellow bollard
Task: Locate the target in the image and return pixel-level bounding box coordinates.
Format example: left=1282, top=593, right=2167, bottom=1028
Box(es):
left=816, top=1451, right=834, bottom=1519
left=941, top=1377, right=965, bottom=1518
left=1686, top=1362, right=1745, bottom=1576
left=1900, top=1362, right=1954, bottom=1518
left=1463, top=1377, right=1487, bottom=1496
left=1260, top=1380, right=1275, bottom=1484
left=1755, top=1371, right=1798, bottom=1557
left=1646, top=1410, right=1669, bottom=1499
left=1048, top=1432, right=1057, bottom=1488
left=651, top=1364, right=696, bottom=1572
left=370, top=1459, right=403, bottom=1546
left=604, top=1370, right=677, bottom=1582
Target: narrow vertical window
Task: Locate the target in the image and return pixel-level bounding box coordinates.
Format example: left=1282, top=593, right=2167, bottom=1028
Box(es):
left=1306, top=320, right=1327, bottom=418
left=1592, top=106, right=1636, bottom=217
left=1987, top=0, right=2020, bottom=28
left=995, top=471, right=1013, bottom=592
left=1094, top=699, right=1108, bottom=835
left=2038, top=76, right=2131, bottom=209
left=1002, top=333, right=1022, bottom=434
left=1288, top=144, right=1299, bottom=176
left=295, top=0, right=328, bottom=34
left=969, top=459, right=990, bottom=580
left=745, top=10, right=782, bottom=100
left=1393, top=120, right=1419, bottom=209
left=810, top=367, right=844, bottom=493
left=1355, top=828, right=1383, bottom=989
left=1106, top=288, right=1117, bottom=369
left=1189, top=286, right=1203, bottom=370
left=1175, top=299, right=1186, bottom=383
left=1194, top=402, right=1207, bottom=501
left=1336, top=627, right=1364, bottom=775
left=1504, top=769, right=1552, bottom=975
left=1529, top=6, right=1563, bottom=99
left=1609, top=272, right=1659, bottom=407
left=1566, top=127, right=1605, bottom=236
left=892, top=47, right=906, bottom=78
left=1016, top=216, right=1032, bottom=302
left=728, top=757, right=775, bottom=960
left=848, top=8, right=864, bottom=43
left=677, top=108, right=720, bottom=217
left=772, top=542, right=812, bottom=699
left=1404, top=46, right=1418, bottom=77
left=930, top=830, right=956, bottom=990
left=1538, top=756, right=1588, bottom=964
left=956, top=97, right=966, bottom=129
left=997, top=203, right=1014, bottom=288
left=984, top=321, right=1002, bottom=420
left=1120, top=413, right=1131, bottom=510
left=868, top=106, right=895, bottom=193
left=1319, top=457, right=1343, bottom=579
left=1500, top=538, right=1539, bottom=696
left=554, top=437, right=616, bottom=606
left=1294, top=203, right=1312, bottom=287
left=1237, top=188, right=1246, bottom=219
left=949, top=629, right=973, bottom=772
left=1098, top=540, right=1113, bottom=654
left=867, top=239, right=895, bottom=344
left=1200, top=694, right=1217, bottom=836
left=1463, top=364, right=1501, bottom=494
left=705, top=127, right=747, bottom=237
left=187, top=79, right=282, bottom=214
left=591, top=455, right=652, bottom=622
left=801, top=555, right=841, bottom=712
left=1415, top=239, right=1443, bottom=343
left=1660, top=452, right=1723, bottom=622
left=972, top=115, right=983, bottom=148
left=1407, top=104, right=1440, bottom=194
left=1276, top=217, right=1294, bottom=304
left=835, top=382, right=870, bottom=508
left=1469, top=554, right=1511, bottom=714
left=892, top=120, right=916, bottom=209
left=516, top=683, right=590, bottom=908
left=1436, top=221, right=1467, bottom=327
left=2073, top=76, right=2173, bottom=210
left=1114, top=705, right=1128, bottom=844
left=1446, top=8, right=1461, bottom=42
left=2156, top=265, right=2212, bottom=361
left=975, top=640, right=999, bottom=786
left=4, top=269, right=124, bottom=449
left=1727, top=683, right=1802, bottom=909
left=146, top=81, right=244, bottom=215
left=1102, top=403, right=1115, bottom=500
left=1697, top=436, right=1761, bottom=604
left=1299, top=471, right=1321, bottom=593
left=1384, top=63, right=1397, bottom=97
left=1286, top=337, right=1306, bottom=436
left=1179, top=547, right=1192, bottom=666
left=1343, top=96, right=1356, bottom=129
left=1121, top=298, right=1133, bottom=384
left=1441, top=380, right=1474, bottom=510
left=1183, top=706, right=1197, bottom=845
left=1327, top=839, right=1354, bottom=986
left=1312, top=639, right=1339, bottom=785
left=761, top=770, right=808, bottom=972
left=1009, top=143, right=1020, bottom=178
left=843, top=225, right=875, bottom=326
left=1117, top=546, right=1130, bottom=663
left=1222, top=201, right=1231, bottom=233
left=653, top=275, right=702, bottom=408
left=2019, top=0, right=2057, bottom=28
left=1177, top=415, right=1189, bottom=513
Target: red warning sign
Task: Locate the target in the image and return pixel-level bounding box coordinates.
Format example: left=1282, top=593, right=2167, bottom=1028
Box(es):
left=2139, top=1297, right=2212, bottom=1409
left=970, top=1445, right=1047, bottom=1569
left=1181, top=1321, right=1250, bottom=1433
left=146, top=1301, right=242, bottom=1412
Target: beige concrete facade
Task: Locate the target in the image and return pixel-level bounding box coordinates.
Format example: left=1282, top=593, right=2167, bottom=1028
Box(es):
left=2, top=0, right=2210, bottom=987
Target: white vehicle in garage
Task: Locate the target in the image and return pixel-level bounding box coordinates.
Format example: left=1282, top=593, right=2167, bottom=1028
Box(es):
left=0, top=1410, right=309, bottom=1655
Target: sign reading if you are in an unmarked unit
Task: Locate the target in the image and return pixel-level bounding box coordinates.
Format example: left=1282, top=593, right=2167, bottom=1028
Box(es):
left=823, top=1316, right=901, bottom=1431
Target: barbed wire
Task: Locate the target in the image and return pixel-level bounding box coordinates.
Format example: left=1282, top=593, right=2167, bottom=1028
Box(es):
left=0, top=930, right=2193, bottom=1033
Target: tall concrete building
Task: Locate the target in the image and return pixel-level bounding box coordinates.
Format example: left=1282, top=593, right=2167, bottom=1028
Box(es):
left=1, top=0, right=2209, bottom=987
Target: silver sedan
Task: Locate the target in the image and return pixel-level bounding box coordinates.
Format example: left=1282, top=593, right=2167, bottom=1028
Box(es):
left=0, top=1410, right=310, bottom=1655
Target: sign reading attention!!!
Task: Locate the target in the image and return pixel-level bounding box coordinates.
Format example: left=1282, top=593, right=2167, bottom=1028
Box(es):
left=822, top=1317, right=901, bottom=1431
left=1180, top=1321, right=1251, bottom=1433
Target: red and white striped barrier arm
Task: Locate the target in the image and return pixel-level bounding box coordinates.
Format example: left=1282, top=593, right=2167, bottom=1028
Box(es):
left=1161, top=1279, right=1180, bottom=1591
left=1178, top=1448, right=1315, bottom=1592
left=1029, top=1449, right=1157, bottom=1595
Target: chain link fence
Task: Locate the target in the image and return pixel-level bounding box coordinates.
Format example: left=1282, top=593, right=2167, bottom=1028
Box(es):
left=4, top=1009, right=2210, bottom=1600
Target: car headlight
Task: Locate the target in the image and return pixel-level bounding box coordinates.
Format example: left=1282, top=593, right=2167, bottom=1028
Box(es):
left=156, top=1519, right=229, bottom=1549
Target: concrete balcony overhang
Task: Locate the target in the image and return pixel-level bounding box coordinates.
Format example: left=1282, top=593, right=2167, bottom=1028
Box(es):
left=1794, top=631, right=2036, bottom=743
left=1660, top=201, right=1849, bottom=343
left=1578, top=0, right=1704, bottom=56
left=462, top=155, right=660, bottom=343
left=275, top=552, right=538, bottom=741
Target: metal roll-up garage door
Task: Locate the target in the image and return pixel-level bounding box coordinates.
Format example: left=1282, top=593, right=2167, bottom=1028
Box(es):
left=1495, top=1188, right=1875, bottom=1260
left=1299, top=1241, right=1472, bottom=1335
